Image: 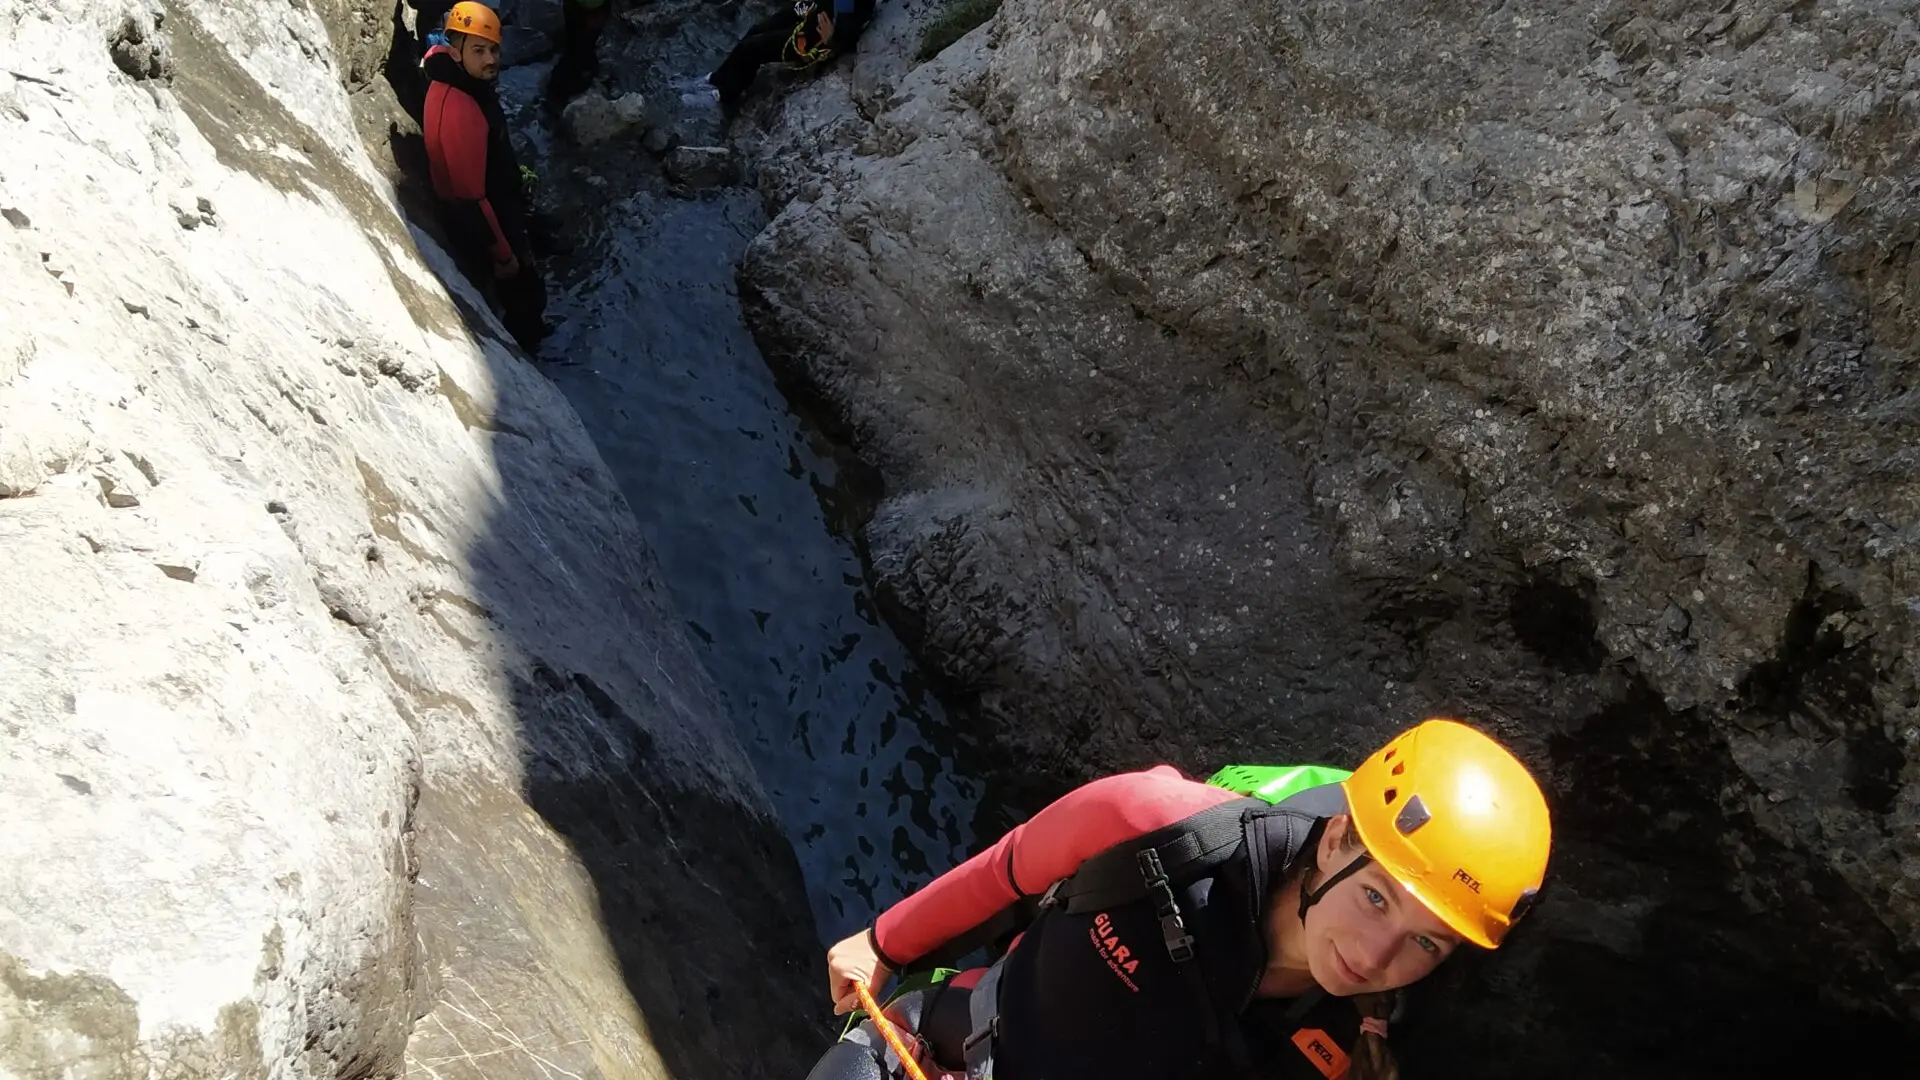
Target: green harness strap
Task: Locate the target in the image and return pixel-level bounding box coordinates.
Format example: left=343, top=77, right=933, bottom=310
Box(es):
left=840, top=966, right=961, bottom=1037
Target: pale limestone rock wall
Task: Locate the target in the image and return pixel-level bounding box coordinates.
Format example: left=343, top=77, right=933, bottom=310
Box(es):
left=1, top=3, right=817, bottom=1078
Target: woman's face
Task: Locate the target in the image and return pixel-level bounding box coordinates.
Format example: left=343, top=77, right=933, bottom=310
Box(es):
left=1300, top=816, right=1464, bottom=995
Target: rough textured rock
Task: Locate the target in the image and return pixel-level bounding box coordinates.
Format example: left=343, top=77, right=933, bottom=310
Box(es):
left=107, top=4, right=174, bottom=82
left=738, top=0, right=1920, bottom=1074
left=641, top=124, right=679, bottom=155
left=494, top=0, right=566, bottom=67
left=564, top=91, right=653, bottom=145
left=664, top=145, right=741, bottom=189
left=2, top=2, right=821, bottom=1078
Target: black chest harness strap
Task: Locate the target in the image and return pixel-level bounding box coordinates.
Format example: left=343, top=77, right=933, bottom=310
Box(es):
left=959, top=800, right=1306, bottom=1080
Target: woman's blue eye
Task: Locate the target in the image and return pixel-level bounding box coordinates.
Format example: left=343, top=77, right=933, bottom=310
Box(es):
left=1362, top=886, right=1386, bottom=909
left=1415, top=935, right=1439, bottom=955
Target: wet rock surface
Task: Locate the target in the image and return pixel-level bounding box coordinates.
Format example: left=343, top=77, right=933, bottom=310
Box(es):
left=736, top=0, right=1920, bottom=1075
left=3, top=2, right=825, bottom=1078
left=485, top=0, right=982, bottom=942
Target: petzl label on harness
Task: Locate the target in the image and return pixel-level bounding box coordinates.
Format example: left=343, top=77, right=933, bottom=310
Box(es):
left=1290, top=1028, right=1350, bottom=1079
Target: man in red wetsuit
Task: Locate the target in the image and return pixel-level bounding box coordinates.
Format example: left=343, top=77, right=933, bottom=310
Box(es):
left=418, top=0, right=613, bottom=111
left=810, top=719, right=1553, bottom=1080
left=422, top=2, right=548, bottom=353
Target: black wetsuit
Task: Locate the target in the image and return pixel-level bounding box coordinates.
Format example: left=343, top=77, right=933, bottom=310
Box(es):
left=811, top=984, right=1368, bottom=1080
left=806, top=782, right=1381, bottom=1080
left=547, top=0, right=615, bottom=108
left=708, top=0, right=877, bottom=107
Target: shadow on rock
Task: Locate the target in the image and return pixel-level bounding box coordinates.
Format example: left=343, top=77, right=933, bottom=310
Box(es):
left=367, top=4, right=832, bottom=1080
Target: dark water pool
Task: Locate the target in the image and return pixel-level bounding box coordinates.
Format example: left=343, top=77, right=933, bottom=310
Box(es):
left=530, top=178, right=979, bottom=945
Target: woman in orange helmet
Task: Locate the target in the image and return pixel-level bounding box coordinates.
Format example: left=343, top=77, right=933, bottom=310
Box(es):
left=810, top=718, right=1552, bottom=1080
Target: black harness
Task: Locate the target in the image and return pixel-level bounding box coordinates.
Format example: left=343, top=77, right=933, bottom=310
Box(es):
left=942, top=785, right=1350, bottom=1080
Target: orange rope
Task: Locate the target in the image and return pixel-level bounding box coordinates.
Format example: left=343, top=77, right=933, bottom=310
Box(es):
left=853, top=981, right=935, bottom=1080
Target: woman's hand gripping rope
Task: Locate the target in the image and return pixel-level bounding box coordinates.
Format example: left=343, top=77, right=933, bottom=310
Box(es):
left=852, top=981, right=935, bottom=1080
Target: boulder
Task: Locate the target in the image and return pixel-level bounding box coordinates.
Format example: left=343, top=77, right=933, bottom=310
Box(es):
left=563, top=90, right=652, bottom=145
left=665, top=145, right=740, bottom=188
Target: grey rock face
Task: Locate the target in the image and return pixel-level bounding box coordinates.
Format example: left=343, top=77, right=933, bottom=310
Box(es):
left=494, top=0, right=566, bottom=67
left=665, top=145, right=741, bottom=188
left=642, top=123, right=679, bottom=155
left=2, top=2, right=821, bottom=1078
left=738, top=0, right=1920, bottom=1072
left=564, top=91, right=653, bottom=145
left=107, top=4, right=173, bottom=83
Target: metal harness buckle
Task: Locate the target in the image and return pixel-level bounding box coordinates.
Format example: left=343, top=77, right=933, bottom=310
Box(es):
left=1137, top=849, right=1196, bottom=963
left=963, top=1017, right=999, bottom=1053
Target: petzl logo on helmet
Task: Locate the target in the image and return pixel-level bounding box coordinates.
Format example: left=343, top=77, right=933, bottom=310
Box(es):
left=1340, top=718, right=1551, bottom=950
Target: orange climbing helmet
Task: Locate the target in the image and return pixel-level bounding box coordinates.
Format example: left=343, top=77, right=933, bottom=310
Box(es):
left=1341, top=718, right=1551, bottom=949
left=445, top=2, right=503, bottom=43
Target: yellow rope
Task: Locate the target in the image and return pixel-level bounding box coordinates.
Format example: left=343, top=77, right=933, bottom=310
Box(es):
left=784, top=14, right=834, bottom=69
left=852, top=981, right=935, bottom=1080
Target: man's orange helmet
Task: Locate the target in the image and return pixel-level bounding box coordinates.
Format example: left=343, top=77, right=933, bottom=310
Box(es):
left=1342, top=718, right=1551, bottom=949
left=445, top=2, right=503, bottom=43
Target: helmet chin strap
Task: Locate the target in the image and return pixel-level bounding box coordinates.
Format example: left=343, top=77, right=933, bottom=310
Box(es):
left=1298, top=851, right=1373, bottom=924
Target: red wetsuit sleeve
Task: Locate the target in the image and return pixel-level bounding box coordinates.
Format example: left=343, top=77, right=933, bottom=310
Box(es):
left=872, top=765, right=1240, bottom=967
left=427, top=85, right=512, bottom=263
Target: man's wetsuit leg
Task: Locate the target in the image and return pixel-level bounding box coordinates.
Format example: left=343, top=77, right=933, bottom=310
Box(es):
left=707, top=12, right=800, bottom=105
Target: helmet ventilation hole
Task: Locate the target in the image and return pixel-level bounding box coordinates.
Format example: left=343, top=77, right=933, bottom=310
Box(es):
left=1382, top=787, right=1398, bottom=804
left=1391, top=762, right=1406, bottom=776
